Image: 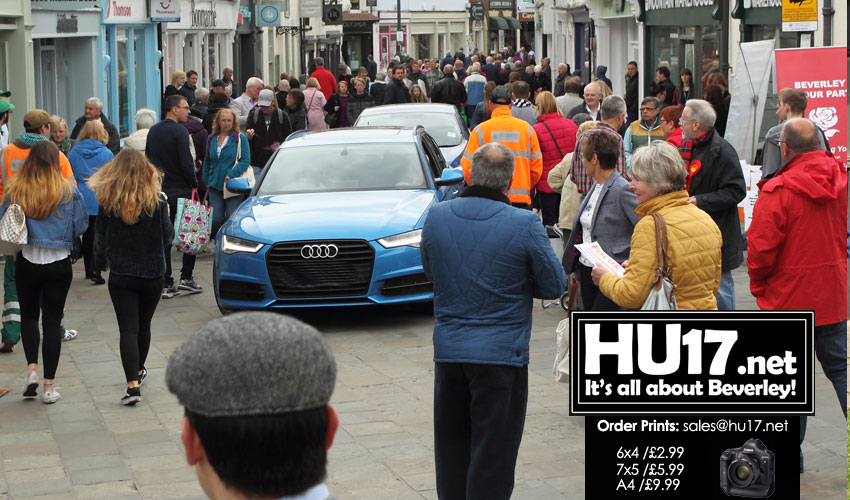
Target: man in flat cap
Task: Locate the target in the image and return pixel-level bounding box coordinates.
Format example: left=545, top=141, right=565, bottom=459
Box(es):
left=167, top=312, right=339, bottom=500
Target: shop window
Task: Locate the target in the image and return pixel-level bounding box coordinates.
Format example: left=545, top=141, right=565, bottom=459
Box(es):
left=116, top=28, right=129, bottom=137
left=134, top=30, right=147, bottom=119
left=208, top=34, right=218, bottom=86
left=414, top=34, right=431, bottom=60
left=167, top=33, right=180, bottom=87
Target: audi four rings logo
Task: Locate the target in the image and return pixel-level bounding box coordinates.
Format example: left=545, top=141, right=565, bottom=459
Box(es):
left=301, top=244, right=339, bottom=259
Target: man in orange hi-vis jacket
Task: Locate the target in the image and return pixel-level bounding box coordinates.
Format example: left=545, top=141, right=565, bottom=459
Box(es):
left=461, top=85, right=542, bottom=209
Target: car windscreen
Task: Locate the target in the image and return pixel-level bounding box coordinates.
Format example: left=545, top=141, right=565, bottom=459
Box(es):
left=355, top=113, right=464, bottom=147
left=258, top=143, right=428, bottom=194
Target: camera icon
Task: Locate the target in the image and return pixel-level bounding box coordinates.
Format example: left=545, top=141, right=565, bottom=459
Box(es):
left=720, top=438, right=776, bottom=498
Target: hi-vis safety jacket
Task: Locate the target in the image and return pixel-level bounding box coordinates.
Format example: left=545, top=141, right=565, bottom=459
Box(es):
left=461, top=106, right=543, bottom=205
left=0, top=140, right=76, bottom=198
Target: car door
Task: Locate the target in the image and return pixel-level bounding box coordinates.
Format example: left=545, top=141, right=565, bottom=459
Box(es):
left=422, top=133, right=462, bottom=202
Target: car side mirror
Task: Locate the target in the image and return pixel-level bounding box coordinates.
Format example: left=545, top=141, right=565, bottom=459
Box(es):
left=225, top=176, right=253, bottom=194
left=435, top=168, right=464, bottom=186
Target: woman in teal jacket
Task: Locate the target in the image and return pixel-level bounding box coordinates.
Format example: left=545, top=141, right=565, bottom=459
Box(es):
left=202, top=108, right=250, bottom=237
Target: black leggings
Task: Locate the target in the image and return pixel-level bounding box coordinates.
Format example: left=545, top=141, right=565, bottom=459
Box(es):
left=108, top=274, right=163, bottom=383
left=16, top=255, right=73, bottom=379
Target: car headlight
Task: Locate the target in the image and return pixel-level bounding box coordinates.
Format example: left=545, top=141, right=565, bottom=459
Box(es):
left=378, top=229, right=422, bottom=249
left=221, top=234, right=265, bottom=254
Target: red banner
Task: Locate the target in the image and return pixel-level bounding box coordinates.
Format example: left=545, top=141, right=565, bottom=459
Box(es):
left=775, top=47, right=847, bottom=166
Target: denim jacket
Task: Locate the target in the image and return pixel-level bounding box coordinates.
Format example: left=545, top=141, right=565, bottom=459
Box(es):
left=0, top=184, right=89, bottom=249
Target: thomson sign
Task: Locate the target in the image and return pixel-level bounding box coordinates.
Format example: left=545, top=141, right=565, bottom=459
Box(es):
left=645, top=0, right=714, bottom=10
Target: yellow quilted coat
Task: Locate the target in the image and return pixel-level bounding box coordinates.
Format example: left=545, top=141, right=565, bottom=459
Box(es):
left=599, top=190, right=722, bottom=310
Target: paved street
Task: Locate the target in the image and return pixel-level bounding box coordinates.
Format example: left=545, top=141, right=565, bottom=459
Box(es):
left=0, top=248, right=846, bottom=499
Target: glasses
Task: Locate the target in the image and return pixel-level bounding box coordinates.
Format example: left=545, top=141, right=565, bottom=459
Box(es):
left=640, top=107, right=657, bottom=111
left=177, top=106, right=190, bottom=110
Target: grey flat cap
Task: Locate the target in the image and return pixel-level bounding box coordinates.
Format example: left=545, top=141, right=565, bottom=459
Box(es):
left=166, top=312, right=336, bottom=417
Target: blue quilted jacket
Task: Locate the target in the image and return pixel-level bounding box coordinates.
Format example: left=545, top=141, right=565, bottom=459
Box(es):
left=420, top=189, right=566, bottom=367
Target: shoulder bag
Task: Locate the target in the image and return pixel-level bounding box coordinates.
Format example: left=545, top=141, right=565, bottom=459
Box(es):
left=640, top=213, right=678, bottom=310
left=222, top=133, right=255, bottom=200
left=0, top=203, right=27, bottom=255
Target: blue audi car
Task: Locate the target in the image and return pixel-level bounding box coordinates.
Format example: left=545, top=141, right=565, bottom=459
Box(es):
left=213, top=126, right=464, bottom=312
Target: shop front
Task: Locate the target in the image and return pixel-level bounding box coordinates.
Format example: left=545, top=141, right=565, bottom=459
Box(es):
left=642, top=0, right=726, bottom=98
left=487, top=0, right=520, bottom=55
left=409, top=10, right=467, bottom=62
left=162, top=0, right=239, bottom=93
left=568, top=6, right=593, bottom=84
left=343, top=13, right=378, bottom=71
left=31, top=0, right=102, bottom=126
left=103, top=0, right=161, bottom=137
left=378, top=11, right=410, bottom=72
left=517, top=0, right=535, bottom=52
left=591, top=0, right=641, bottom=95
left=0, top=0, right=33, bottom=139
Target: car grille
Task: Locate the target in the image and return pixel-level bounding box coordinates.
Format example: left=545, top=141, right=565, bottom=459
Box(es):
left=219, top=280, right=266, bottom=301
left=266, top=240, right=375, bottom=298
left=380, top=273, right=433, bottom=297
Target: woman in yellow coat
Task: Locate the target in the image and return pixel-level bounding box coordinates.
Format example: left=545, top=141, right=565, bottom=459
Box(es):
left=591, top=141, right=722, bottom=310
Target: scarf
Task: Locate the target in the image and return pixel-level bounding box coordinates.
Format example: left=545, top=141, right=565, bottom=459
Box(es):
left=15, top=133, right=48, bottom=147
left=458, top=185, right=511, bottom=205
left=678, top=132, right=708, bottom=191
left=512, top=99, right=532, bottom=108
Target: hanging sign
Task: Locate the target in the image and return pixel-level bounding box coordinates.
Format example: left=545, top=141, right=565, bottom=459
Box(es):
left=151, top=0, right=181, bottom=21
left=775, top=46, right=848, bottom=166
left=781, top=0, right=817, bottom=32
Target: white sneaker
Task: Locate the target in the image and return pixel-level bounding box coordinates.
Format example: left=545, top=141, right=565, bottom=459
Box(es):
left=42, top=388, right=61, bottom=404
left=62, top=329, right=78, bottom=341
left=23, top=371, right=39, bottom=398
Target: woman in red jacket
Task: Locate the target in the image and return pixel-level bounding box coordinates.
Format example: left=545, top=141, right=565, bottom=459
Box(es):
left=660, top=105, right=684, bottom=148
left=533, top=91, right=578, bottom=235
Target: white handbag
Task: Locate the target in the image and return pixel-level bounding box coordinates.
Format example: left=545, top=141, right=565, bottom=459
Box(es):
left=223, top=134, right=255, bottom=200
left=553, top=318, right=570, bottom=382
left=0, top=203, right=27, bottom=256
left=640, top=213, right=678, bottom=310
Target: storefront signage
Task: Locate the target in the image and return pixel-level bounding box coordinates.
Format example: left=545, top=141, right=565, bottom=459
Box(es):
left=33, top=8, right=101, bottom=37
left=166, top=0, right=237, bottom=31
left=301, top=0, right=322, bottom=18
left=151, top=0, right=181, bottom=21
left=489, top=0, right=513, bottom=10
left=470, top=3, right=485, bottom=20
left=57, top=14, right=78, bottom=33
left=780, top=0, right=817, bottom=31
left=256, top=4, right=279, bottom=27
left=743, top=0, right=780, bottom=7
left=343, top=20, right=374, bottom=33
left=106, top=0, right=148, bottom=22
left=645, top=0, right=713, bottom=10
left=518, top=12, right=534, bottom=21
left=775, top=47, right=847, bottom=165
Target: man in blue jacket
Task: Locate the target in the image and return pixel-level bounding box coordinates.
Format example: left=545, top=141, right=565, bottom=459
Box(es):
left=420, top=142, right=566, bottom=500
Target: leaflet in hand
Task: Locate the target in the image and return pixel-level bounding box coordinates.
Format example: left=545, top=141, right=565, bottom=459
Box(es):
left=575, top=241, right=625, bottom=278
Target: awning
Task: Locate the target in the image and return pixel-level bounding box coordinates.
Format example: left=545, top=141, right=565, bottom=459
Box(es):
left=504, top=16, right=521, bottom=29
left=342, top=12, right=379, bottom=22
left=488, top=16, right=508, bottom=30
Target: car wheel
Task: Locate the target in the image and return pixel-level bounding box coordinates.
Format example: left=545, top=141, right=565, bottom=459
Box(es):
left=213, top=261, right=236, bottom=316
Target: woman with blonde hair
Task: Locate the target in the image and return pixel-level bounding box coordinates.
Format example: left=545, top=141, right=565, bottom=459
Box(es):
left=89, top=149, right=171, bottom=405
left=591, top=141, right=722, bottom=309
left=203, top=108, right=250, bottom=237
left=303, top=77, right=328, bottom=130
left=67, top=120, right=113, bottom=284
left=1, top=141, right=87, bottom=404
left=164, top=71, right=186, bottom=100
left=50, top=116, right=74, bottom=154
left=532, top=91, right=578, bottom=233
left=409, top=84, right=428, bottom=103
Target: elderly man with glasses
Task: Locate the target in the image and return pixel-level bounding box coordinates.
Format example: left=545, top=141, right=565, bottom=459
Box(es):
left=623, top=96, right=665, bottom=170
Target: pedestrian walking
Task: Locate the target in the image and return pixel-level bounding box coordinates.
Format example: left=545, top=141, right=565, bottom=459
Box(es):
left=347, top=78, right=375, bottom=122
left=1, top=141, right=88, bottom=403
left=569, top=96, right=628, bottom=196
left=0, top=110, right=80, bottom=352
left=463, top=62, right=487, bottom=118
left=678, top=99, right=746, bottom=310
left=409, top=84, right=427, bottom=103
left=303, top=78, right=328, bottom=131
left=430, top=65, right=467, bottom=117
left=69, top=97, right=120, bottom=155
left=203, top=90, right=230, bottom=134
left=179, top=70, right=199, bottom=107
left=310, top=57, right=337, bottom=100
left=167, top=313, right=339, bottom=499
left=49, top=116, right=74, bottom=154
left=324, top=80, right=350, bottom=128
left=203, top=108, right=250, bottom=238
left=556, top=77, right=584, bottom=119
left=553, top=63, right=570, bottom=97
left=624, top=61, right=639, bottom=123
left=655, top=67, right=676, bottom=106
left=547, top=119, right=598, bottom=242
left=660, top=105, right=684, bottom=148
left=461, top=86, right=542, bottom=209
left=563, top=131, right=640, bottom=310
left=67, top=120, right=114, bottom=284
left=468, top=81, right=497, bottom=130
left=624, top=97, right=665, bottom=170
left=532, top=91, right=577, bottom=231
left=230, top=77, right=264, bottom=131
left=383, top=65, right=411, bottom=105
left=123, top=109, right=159, bottom=152
left=164, top=71, right=186, bottom=101
left=591, top=141, right=722, bottom=309
left=509, top=81, right=536, bottom=126
left=284, top=89, right=307, bottom=132
left=145, top=95, right=200, bottom=299
left=566, top=82, right=603, bottom=121
left=761, top=89, right=829, bottom=181
left=421, top=142, right=565, bottom=499
left=246, top=89, right=292, bottom=178
left=369, top=72, right=387, bottom=105
left=89, top=149, right=171, bottom=405
left=672, top=68, right=694, bottom=106
left=746, top=119, right=847, bottom=473
left=595, top=65, right=613, bottom=93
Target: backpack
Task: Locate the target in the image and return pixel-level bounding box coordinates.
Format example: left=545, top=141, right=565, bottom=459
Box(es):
left=250, top=108, right=285, bottom=130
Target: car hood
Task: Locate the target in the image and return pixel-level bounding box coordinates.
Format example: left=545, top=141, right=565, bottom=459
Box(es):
left=228, top=189, right=436, bottom=242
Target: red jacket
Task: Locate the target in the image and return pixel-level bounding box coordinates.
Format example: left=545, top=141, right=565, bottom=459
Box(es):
left=532, top=113, right=577, bottom=193
left=747, top=149, right=847, bottom=326
left=310, top=67, right=337, bottom=100
left=666, top=127, right=683, bottom=148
